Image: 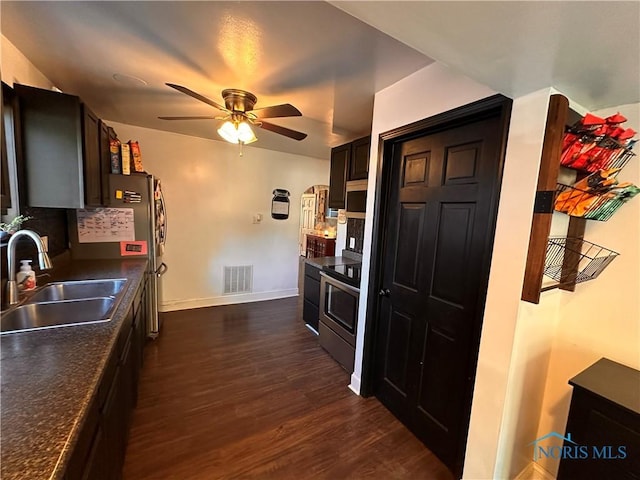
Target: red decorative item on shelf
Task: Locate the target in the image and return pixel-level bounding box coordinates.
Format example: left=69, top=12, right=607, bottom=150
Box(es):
left=561, top=111, right=636, bottom=173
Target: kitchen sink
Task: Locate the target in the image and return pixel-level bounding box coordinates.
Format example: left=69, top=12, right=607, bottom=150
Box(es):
left=26, top=279, right=127, bottom=303
left=0, top=297, right=117, bottom=334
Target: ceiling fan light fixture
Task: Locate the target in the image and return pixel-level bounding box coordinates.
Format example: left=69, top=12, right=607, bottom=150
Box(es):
left=237, top=121, right=257, bottom=144
left=217, top=120, right=257, bottom=144
left=164, top=84, right=306, bottom=142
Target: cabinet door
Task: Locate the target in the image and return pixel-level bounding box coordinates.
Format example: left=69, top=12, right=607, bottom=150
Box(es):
left=324, top=238, right=336, bottom=256
left=64, top=401, right=100, bottom=480
left=329, top=144, right=349, bottom=209
left=349, top=136, right=370, bottom=180
left=80, top=426, right=107, bottom=480
left=99, top=120, right=111, bottom=205
left=138, top=283, right=147, bottom=368
left=120, top=327, right=135, bottom=433
left=131, top=284, right=147, bottom=406
left=15, top=84, right=85, bottom=208
left=82, top=105, right=102, bottom=207
left=303, top=275, right=320, bottom=306
left=101, top=365, right=125, bottom=480
left=303, top=299, right=320, bottom=330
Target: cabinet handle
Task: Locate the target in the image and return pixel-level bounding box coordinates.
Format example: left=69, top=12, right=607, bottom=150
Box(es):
left=378, top=288, right=390, bottom=297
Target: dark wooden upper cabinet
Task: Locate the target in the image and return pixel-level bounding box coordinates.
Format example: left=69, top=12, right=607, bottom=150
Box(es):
left=98, top=120, right=113, bottom=205
left=329, top=136, right=371, bottom=209
left=349, top=136, right=370, bottom=181
left=15, top=84, right=106, bottom=208
left=329, top=143, right=350, bottom=209
left=82, top=105, right=102, bottom=207
left=1, top=85, right=12, bottom=214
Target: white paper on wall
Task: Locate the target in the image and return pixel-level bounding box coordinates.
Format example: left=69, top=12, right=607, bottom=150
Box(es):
left=77, top=208, right=135, bottom=243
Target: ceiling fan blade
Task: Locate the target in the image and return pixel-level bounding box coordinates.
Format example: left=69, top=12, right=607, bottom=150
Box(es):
left=165, top=83, right=229, bottom=112
left=258, top=120, right=307, bottom=141
left=249, top=103, right=302, bottom=119
left=158, top=116, right=218, bottom=120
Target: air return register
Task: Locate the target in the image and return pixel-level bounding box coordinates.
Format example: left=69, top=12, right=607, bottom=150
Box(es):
left=223, top=266, right=253, bottom=294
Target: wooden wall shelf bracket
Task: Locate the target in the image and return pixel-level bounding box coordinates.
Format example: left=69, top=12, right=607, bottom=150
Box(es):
left=521, top=94, right=570, bottom=304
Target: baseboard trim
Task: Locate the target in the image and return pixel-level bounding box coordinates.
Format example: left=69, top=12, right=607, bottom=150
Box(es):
left=514, top=462, right=555, bottom=480
left=160, top=289, right=299, bottom=312
left=349, top=373, right=361, bottom=395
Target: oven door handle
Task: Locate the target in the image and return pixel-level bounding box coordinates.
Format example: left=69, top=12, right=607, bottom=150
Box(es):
left=319, top=271, right=360, bottom=294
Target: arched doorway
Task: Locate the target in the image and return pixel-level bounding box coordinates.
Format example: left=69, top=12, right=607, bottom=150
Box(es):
left=298, top=185, right=336, bottom=256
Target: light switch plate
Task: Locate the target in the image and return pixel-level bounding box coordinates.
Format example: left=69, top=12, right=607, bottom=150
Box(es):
left=349, top=237, right=356, bottom=249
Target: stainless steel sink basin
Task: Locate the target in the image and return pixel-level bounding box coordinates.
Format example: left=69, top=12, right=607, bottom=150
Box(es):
left=1, top=297, right=116, bottom=334
left=26, top=279, right=127, bottom=303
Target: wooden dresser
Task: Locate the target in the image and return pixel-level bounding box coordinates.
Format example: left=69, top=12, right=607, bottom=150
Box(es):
left=306, top=234, right=335, bottom=259
left=558, top=358, right=640, bottom=480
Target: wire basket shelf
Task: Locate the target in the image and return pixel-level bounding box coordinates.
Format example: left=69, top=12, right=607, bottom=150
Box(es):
left=544, top=237, right=619, bottom=285
left=554, top=183, right=628, bottom=221
left=561, top=130, right=636, bottom=173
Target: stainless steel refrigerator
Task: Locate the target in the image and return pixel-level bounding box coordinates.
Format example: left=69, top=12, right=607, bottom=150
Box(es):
left=69, top=173, right=167, bottom=338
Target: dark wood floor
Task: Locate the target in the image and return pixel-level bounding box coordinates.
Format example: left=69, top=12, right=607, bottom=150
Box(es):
left=123, top=297, right=454, bottom=480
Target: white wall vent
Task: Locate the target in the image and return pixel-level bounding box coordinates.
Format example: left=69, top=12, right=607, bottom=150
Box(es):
left=223, top=265, right=253, bottom=294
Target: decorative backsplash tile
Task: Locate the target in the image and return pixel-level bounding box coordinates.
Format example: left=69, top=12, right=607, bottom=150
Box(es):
left=346, top=218, right=365, bottom=254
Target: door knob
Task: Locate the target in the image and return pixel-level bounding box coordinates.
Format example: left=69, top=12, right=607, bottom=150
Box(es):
left=379, top=288, right=391, bottom=297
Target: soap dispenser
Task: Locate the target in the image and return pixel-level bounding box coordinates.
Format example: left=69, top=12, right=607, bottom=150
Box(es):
left=16, top=260, right=36, bottom=291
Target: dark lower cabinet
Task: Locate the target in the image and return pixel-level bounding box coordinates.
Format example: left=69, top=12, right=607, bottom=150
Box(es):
left=81, top=425, right=105, bottom=480
left=558, top=358, right=639, bottom=480
left=102, top=364, right=125, bottom=480
left=64, top=278, right=148, bottom=480
left=302, top=263, right=321, bottom=330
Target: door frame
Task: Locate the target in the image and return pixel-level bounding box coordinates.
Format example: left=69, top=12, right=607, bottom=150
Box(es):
left=359, top=93, right=512, bottom=469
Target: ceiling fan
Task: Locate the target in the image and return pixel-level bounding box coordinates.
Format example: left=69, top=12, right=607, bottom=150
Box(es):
left=159, top=83, right=307, bottom=145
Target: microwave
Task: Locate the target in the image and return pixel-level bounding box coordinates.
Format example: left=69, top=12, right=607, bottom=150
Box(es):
left=345, top=180, right=367, bottom=218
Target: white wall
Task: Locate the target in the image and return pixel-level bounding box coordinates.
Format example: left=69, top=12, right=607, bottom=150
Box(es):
left=108, top=122, right=329, bottom=310
left=495, top=290, right=562, bottom=479
left=1, top=35, right=53, bottom=88
left=470, top=88, right=556, bottom=480
left=534, top=101, right=640, bottom=477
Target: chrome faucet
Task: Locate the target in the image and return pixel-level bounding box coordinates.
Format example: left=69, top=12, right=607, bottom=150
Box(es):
left=6, top=229, right=53, bottom=305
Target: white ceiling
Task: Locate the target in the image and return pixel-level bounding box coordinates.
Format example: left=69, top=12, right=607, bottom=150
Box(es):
left=2, top=2, right=638, bottom=161
left=332, top=1, right=640, bottom=112
left=0, top=1, right=432, bottom=159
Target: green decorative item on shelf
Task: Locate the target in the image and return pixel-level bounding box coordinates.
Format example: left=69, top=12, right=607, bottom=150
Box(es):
left=554, top=169, right=640, bottom=221
left=0, top=215, right=33, bottom=234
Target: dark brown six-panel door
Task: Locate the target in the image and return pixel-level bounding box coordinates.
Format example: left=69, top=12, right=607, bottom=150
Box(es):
left=372, top=100, right=509, bottom=477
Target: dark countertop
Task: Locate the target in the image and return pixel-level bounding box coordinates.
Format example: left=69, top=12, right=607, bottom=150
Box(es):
left=569, top=357, right=640, bottom=415
left=304, top=255, right=360, bottom=269
left=0, top=259, right=147, bottom=480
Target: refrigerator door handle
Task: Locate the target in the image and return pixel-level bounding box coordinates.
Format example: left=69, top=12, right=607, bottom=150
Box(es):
left=159, top=189, right=167, bottom=246
left=155, top=262, right=168, bottom=277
